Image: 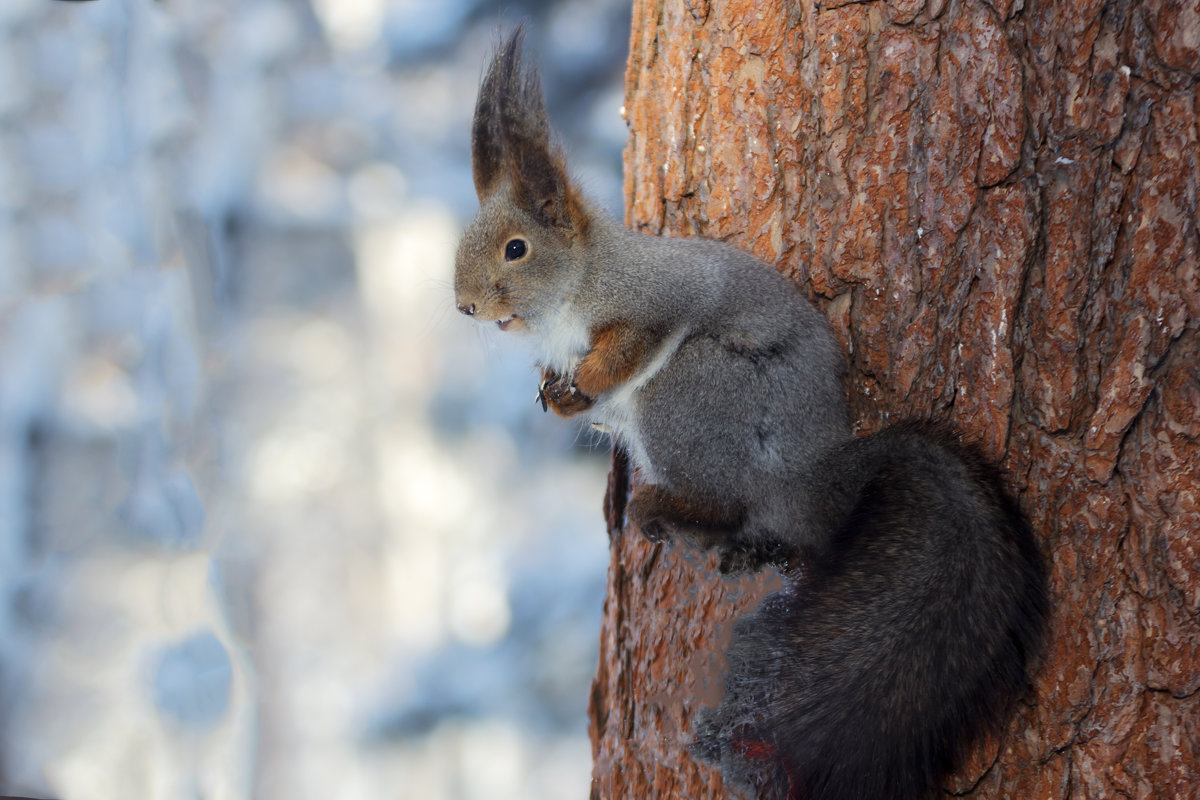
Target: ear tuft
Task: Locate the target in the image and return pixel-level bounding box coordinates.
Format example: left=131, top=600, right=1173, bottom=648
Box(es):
left=491, top=26, right=589, bottom=237
left=469, top=29, right=512, bottom=201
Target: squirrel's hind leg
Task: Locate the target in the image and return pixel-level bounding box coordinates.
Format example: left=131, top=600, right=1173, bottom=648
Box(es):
left=627, top=483, right=741, bottom=545
left=627, top=484, right=781, bottom=573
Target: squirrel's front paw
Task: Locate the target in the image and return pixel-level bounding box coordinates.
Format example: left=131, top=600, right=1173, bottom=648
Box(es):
left=537, top=369, right=595, bottom=418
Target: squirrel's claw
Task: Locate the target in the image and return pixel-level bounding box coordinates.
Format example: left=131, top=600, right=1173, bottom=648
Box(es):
left=536, top=371, right=595, bottom=418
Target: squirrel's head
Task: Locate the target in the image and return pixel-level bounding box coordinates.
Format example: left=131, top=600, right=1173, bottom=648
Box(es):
left=454, top=26, right=591, bottom=333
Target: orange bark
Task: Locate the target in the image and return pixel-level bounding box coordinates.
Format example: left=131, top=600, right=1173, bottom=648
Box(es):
left=590, top=0, right=1200, bottom=797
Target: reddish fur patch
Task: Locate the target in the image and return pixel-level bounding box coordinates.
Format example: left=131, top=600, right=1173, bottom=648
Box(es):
left=731, top=738, right=802, bottom=799
left=574, top=321, right=651, bottom=397
left=564, top=184, right=590, bottom=240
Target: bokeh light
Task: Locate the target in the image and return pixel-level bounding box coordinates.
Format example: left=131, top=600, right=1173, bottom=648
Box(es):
left=0, top=1, right=631, bottom=798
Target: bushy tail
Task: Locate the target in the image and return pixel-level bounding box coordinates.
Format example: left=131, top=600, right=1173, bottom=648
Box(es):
left=694, top=424, right=1048, bottom=800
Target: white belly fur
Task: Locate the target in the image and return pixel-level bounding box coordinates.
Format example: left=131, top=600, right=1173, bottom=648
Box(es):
left=535, top=303, right=590, bottom=374
left=591, top=328, right=687, bottom=481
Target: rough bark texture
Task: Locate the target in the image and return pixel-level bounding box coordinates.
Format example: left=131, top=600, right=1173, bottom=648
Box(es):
left=589, top=0, right=1199, bottom=798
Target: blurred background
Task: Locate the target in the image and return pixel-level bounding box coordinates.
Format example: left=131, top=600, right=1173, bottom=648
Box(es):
left=0, top=0, right=631, bottom=798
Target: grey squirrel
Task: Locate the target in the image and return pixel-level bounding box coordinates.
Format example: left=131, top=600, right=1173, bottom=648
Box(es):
left=454, top=28, right=1048, bottom=800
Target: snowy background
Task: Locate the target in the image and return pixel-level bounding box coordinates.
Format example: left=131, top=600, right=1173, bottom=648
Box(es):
left=0, top=1, right=631, bottom=798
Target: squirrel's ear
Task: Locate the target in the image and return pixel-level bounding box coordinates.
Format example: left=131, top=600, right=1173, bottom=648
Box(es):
left=495, top=27, right=590, bottom=237
left=470, top=35, right=508, bottom=201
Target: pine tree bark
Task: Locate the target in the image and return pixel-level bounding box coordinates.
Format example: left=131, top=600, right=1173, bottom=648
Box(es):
left=589, top=1, right=1199, bottom=798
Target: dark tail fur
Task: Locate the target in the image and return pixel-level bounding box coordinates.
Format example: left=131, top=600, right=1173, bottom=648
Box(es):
left=694, top=423, right=1048, bottom=800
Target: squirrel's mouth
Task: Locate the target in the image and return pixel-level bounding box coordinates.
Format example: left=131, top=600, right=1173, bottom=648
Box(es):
left=497, top=315, right=522, bottom=331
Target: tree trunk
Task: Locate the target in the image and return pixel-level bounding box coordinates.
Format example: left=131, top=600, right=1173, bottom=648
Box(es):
left=589, top=0, right=1199, bottom=797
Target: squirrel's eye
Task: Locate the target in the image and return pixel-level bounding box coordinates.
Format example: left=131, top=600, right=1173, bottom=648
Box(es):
left=504, top=238, right=528, bottom=261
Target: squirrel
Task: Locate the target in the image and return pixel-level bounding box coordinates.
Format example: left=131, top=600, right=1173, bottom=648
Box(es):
left=454, top=27, right=1049, bottom=800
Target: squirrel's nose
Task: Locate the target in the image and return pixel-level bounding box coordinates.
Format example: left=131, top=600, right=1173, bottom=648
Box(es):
left=457, top=302, right=476, bottom=317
